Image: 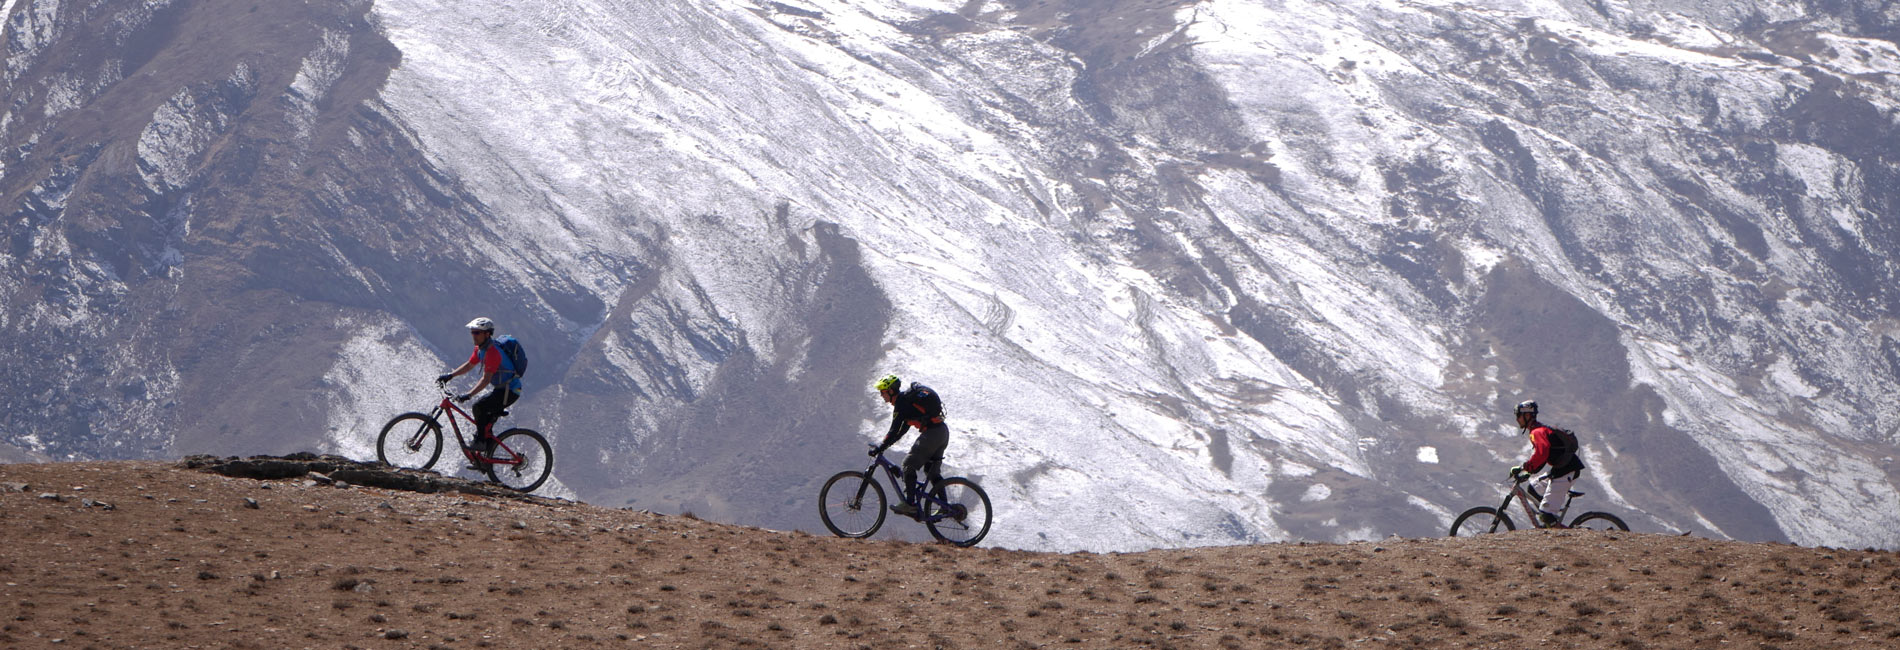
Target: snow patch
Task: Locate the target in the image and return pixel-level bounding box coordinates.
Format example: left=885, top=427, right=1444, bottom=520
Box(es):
left=321, top=316, right=451, bottom=462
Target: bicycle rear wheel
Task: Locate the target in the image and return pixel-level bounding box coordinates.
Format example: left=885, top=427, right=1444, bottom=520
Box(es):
left=818, top=471, right=886, bottom=538
left=487, top=428, right=553, bottom=492
left=1449, top=506, right=1515, bottom=537
left=376, top=413, right=443, bottom=470
left=1567, top=511, right=1629, bottom=531
left=925, top=477, right=992, bottom=547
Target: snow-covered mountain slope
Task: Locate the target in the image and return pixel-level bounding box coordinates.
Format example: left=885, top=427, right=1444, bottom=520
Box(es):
left=4, top=0, right=1898, bottom=550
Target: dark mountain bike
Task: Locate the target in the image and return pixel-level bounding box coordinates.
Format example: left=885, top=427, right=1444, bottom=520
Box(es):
left=1450, top=473, right=1628, bottom=536
left=819, top=444, right=992, bottom=547
left=375, top=381, right=553, bottom=492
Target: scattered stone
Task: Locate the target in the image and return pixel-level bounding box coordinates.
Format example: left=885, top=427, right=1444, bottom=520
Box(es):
left=382, top=629, right=409, bottom=640
left=243, top=498, right=260, bottom=509
left=512, top=520, right=529, bottom=530
left=306, top=471, right=334, bottom=485
left=2, top=482, right=30, bottom=493
left=38, top=493, right=62, bottom=502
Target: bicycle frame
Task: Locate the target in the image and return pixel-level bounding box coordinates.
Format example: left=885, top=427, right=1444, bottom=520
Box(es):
left=414, top=390, right=526, bottom=467
left=856, top=453, right=960, bottom=524
left=1489, top=477, right=1574, bottom=532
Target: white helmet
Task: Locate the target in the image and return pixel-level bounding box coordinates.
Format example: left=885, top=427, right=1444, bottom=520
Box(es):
left=465, top=317, right=496, bottom=332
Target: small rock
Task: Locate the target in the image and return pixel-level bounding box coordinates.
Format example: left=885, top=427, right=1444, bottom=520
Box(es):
left=38, top=493, right=61, bottom=502
left=512, top=520, right=529, bottom=530
left=1, top=482, right=30, bottom=493
left=243, top=498, right=260, bottom=509
left=306, top=472, right=334, bottom=484
left=383, top=629, right=409, bottom=640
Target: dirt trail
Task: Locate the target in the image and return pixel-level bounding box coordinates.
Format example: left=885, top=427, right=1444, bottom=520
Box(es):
left=2, top=458, right=1896, bottom=649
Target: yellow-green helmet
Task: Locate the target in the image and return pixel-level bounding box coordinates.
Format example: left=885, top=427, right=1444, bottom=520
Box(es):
left=873, top=374, right=901, bottom=392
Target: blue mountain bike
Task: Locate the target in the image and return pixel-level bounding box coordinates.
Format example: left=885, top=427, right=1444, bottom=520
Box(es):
left=819, top=444, right=992, bottom=547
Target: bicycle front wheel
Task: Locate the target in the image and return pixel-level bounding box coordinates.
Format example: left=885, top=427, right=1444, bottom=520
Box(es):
left=1449, top=506, right=1515, bottom=537
left=818, top=471, right=886, bottom=538
left=488, top=428, right=553, bottom=492
left=1568, top=511, right=1629, bottom=532
left=376, top=413, right=443, bottom=470
left=925, top=477, right=992, bottom=547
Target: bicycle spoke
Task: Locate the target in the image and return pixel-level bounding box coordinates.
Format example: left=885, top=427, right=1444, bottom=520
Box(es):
left=488, top=429, right=552, bottom=492
left=1449, top=507, right=1513, bottom=537
left=925, top=478, right=991, bottom=547
left=819, top=472, right=886, bottom=539
left=377, top=413, right=443, bottom=470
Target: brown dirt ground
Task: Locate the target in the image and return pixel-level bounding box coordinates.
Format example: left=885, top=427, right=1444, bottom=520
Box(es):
left=2, top=459, right=1897, bottom=649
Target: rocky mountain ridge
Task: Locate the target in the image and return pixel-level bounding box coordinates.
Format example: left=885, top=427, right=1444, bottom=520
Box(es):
left=4, top=0, right=1900, bottom=550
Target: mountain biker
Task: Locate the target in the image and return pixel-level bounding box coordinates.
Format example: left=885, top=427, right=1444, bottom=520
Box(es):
left=437, top=317, right=521, bottom=468
left=1510, top=400, right=1586, bottom=528
left=869, top=374, right=948, bottom=518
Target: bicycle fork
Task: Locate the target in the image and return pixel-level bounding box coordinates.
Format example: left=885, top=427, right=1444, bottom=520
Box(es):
left=407, top=410, right=445, bottom=450
left=847, top=464, right=879, bottom=509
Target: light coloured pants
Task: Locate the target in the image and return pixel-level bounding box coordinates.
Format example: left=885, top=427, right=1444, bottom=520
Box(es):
left=1540, top=471, right=1579, bottom=517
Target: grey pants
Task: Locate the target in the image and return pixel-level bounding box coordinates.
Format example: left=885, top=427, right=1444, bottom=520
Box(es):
left=903, top=422, right=950, bottom=497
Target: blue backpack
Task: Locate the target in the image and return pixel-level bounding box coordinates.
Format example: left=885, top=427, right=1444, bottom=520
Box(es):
left=487, top=335, right=528, bottom=388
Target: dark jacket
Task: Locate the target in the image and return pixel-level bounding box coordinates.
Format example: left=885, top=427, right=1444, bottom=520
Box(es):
left=880, top=383, right=944, bottom=448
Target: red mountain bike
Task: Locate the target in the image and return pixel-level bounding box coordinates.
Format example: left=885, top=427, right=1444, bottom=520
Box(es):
left=375, top=382, right=553, bottom=492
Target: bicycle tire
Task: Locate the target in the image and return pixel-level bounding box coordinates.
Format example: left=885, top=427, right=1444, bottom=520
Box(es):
left=1449, top=506, right=1515, bottom=537
left=1567, top=511, right=1629, bottom=532
left=376, top=412, right=444, bottom=470
left=925, top=477, right=992, bottom=547
left=818, top=471, right=886, bottom=538
left=487, top=428, right=553, bottom=492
